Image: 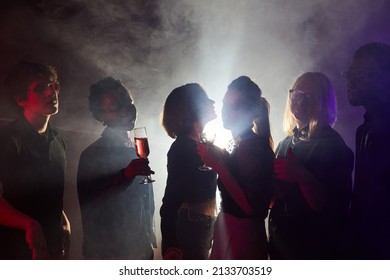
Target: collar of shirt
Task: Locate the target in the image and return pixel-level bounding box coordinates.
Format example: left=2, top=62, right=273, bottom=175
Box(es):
left=14, top=117, right=56, bottom=144
left=102, top=127, right=133, bottom=148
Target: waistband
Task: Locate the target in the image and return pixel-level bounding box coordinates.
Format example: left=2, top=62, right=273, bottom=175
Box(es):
left=178, top=208, right=216, bottom=223
left=180, top=199, right=217, bottom=217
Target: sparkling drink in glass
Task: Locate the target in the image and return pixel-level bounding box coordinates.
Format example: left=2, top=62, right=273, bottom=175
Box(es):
left=134, top=127, right=155, bottom=184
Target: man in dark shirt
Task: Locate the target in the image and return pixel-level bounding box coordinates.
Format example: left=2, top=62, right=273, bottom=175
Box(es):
left=0, top=61, right=69, bottom=259
left=77, top=77, right=156, bottom=259
left=343, top=42, right=390, bottom=259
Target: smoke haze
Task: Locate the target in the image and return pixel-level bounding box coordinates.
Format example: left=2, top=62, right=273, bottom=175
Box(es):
left=1, top=0, right=389, bottom=259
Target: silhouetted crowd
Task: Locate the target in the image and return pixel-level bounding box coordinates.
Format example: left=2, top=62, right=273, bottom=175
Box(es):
left=1, top=42, right=390, bottom=260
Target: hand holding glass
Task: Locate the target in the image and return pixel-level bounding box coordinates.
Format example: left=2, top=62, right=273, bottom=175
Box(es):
left=198, top=132, right=216, bottom=171
left=274, top=149, right=290, bottom=216
left=134, top=127, right=155, bottom=184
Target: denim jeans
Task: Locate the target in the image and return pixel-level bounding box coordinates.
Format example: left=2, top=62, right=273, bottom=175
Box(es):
left=176, top=208, right=216, bottom=259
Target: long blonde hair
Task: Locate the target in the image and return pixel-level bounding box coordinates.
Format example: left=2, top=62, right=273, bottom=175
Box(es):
left=283, top=72, right=337, bottom=138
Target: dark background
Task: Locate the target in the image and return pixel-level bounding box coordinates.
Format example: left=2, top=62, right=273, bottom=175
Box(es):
left=1, top=0, right=389, bottom=259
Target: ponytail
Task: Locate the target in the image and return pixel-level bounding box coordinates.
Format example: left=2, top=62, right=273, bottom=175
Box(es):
left=254, top=97, right=274, bottom=150
left=227, top=75, right=274, bottom=150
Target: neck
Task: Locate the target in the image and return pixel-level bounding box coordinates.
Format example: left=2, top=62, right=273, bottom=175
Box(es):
left=109, top=126, right=129, bottom=135
left=296, top=120, right=308, bottom=130
left=107, top=127, right=132, bottom=147
left=231, top=124, right=253, bottom=138
left=108, top=127, right=131, bottom=141
left=364, top=98, right=386, bottom=117
left=24, top=111, right=50, bottom=134
left=187, top=122, right=204, bottom=141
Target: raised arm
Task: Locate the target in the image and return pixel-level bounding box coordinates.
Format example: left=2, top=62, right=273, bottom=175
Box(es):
left=274, top=148, right=326, bottom=213
left=196, top=142, right=254, bottom=215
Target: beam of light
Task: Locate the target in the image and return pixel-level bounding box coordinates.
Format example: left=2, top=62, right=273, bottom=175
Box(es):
left=194, top=13, right=248, bottom=150
left=203, top=119, right=231, bottom=149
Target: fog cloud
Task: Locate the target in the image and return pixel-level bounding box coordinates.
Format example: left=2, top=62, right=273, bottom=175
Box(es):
left=1, top=0, right=389, bottom=259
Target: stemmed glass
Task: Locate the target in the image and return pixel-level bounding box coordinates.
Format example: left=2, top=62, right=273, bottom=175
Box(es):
left=133, top=127, right=155, bottom=184
left=198, top=132, right=216, bottom=171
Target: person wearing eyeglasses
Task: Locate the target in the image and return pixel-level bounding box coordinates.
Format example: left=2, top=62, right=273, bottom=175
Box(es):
left=268, top=72, right=354, bottom=259
left=0, top=61, right=70, bottom=259
left=77, top=77, right=156, bottom=259
left=343, top=42, right=390, bottom=260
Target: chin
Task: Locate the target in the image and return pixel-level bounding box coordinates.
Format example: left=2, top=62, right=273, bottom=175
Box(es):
left=348, top=100, right=362, bottom=107
left=122, top=124, right=135, bottom=132
left=47, top=108, right=59, bottom=115
left=222, top=122, right=230, bottom=130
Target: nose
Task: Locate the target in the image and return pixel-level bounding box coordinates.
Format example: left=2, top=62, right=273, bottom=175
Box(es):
left=48, top=83, right=60, bottom=94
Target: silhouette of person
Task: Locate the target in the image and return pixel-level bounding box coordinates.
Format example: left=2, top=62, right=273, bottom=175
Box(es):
left=160, top=83, right=218, bottom=260
left=343, top=42, right=390, bottom=259
left=197, top=76, right=274, bottom=259
left=268, top=72, right=354, bottom=259
left=0, top=61, right=70, bottom=259
left=77, top=77, right=156, bottom=259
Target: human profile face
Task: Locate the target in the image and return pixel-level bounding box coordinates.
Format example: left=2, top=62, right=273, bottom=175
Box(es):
left=200, top=96, right=217, bottom=125
left=17, top=78, right=60, bottom=117
left=289, top=77, right=319, bottom=128
left=222, top=89, right=253, bottom=134
left=100, top=91, right=137, bottom=131
left=344, top=55, right=385, bottom=107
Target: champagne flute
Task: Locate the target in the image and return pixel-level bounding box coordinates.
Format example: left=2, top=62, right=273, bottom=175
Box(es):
left=133, top=127, right=155, bottom=184
left=198, top=132, right=216, bottom=171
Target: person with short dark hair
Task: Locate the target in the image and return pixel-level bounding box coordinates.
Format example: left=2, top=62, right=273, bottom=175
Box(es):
left=343, top=42, right=390, bottom=259
left=77, top=76, right=156, bottom=259
left=160, top=83, right=217, bottom=259
left=0, top=61, right=69, bottom=259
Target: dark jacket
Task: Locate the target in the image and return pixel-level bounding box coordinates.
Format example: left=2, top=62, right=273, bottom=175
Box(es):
left=269, top=126, right=354, bottom=259
left=0, top=118, right=66, bottom=259
left=349, top=109, right=390, bottom=259
left=77, top=127, right=156, bottom=259
left=160, top=135, right=217, bottom=256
